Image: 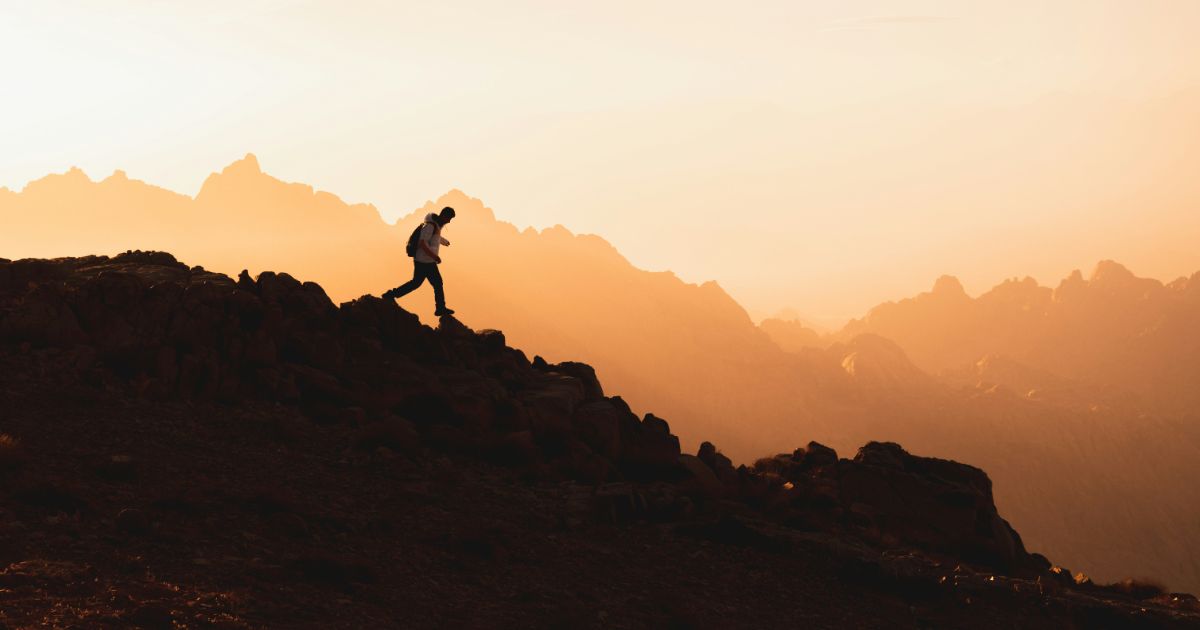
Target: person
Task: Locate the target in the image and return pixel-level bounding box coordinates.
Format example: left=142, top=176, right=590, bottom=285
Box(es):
left=383, top=206, right=456, bottom=316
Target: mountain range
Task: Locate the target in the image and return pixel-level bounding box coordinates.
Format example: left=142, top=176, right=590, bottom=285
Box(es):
left=3, top=156, right=1198, bottom=592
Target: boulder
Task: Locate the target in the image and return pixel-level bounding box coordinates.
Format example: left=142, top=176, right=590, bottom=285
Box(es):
left=476, top=328, right=506, bottom=352
left=286, top=363, right=351, bottom=406
left=549, top=361, right=604, bottom=401
left=621, top=413, right=682, bottom=478
left=437, top=315, right=474, bottom=338
left=678, top=454, right=724, bottom=499
left=837, top=441, right=1031, bottom=572
left=519, top=374, right=585, bottom=439
left=799, top=441, right=838, bottom=470
left=573, top=400, right=623, bottom=459
left=697, top=441, right=737, bottom=484
left=558, top=439, right=611, bottom=483
left=641, top=413, right=671, bottom=435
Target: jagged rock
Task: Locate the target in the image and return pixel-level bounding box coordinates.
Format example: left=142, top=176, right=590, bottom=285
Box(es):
left=697, top=441, right=737, bottom=485
left=853, top=440, right=908, bottom=470
left=573, top=400, right=623, bottom=459
left=749, top=446, right=827, bottom=484
left=752, top=454, right=790, bottom=478
left=559, top=439, right=611, bottom=484
left=549, top=361, right=604, bottom=401
left=621, top=413, right=681, bottom=477
left=800, top=441, right=838, bottom=470
left=837, top=441, right=1030, bottom=572
left=641, top=413, right=671, bottom=435
left=678, top=454, right=724, bottom=498
left=237, top=268, right=255, bottom=291
left=593, top=483, right=648, bottom=523
left=437, top=315, right=474, bottom=338
left=287, top=363, right=352, bottom=415
left=519, top=374, right=585, bottom=439
left=477, top=329, right=506, bottom=352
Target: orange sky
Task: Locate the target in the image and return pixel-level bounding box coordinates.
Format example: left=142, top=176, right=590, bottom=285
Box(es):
left=3, top=1, right=1199, bottom=325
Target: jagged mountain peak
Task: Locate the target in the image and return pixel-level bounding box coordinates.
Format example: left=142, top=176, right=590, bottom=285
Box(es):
left=832, top=333, right=930, bottom=388
left=931, top=274, right=968, bottom=297
left=23, top=166, right=92, bottom=191
left=1088, top=259, right=1136, bottom=284
left=222, top=152, right=262, bottom=176
left=195, top=153, right=273, bottom=199
left=403, top=188, right=497, bottom=226
left=979, top=275, right=1051, bottom=307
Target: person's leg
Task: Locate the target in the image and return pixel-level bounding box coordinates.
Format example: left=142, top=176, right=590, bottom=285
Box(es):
left=428, top=264, right=447, bottom=311
left=383, top=263, right=425, bottom=299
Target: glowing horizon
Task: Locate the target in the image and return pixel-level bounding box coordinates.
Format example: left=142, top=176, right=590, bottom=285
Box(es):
left=3, top=1, right=1200, bottom=324
left=5, top=154, right=1195, bottom=334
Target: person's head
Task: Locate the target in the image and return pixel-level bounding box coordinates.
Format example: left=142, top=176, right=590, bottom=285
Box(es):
left=438, top=206, right=456, bottom=225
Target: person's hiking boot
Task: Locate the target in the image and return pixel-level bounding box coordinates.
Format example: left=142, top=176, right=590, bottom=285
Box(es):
left=434, top=306, right=455, bottom=317
left=381, top=288, right=399, bottom=299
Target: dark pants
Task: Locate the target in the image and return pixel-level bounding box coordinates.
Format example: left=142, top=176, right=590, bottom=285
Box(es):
left=389, top=261, right=445, bottom=308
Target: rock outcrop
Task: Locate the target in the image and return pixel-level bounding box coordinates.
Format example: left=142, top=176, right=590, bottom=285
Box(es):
left=755, top=441, right=1031, bottom=572
left=1, top=252, right=1196, bottom=626
left=0, top=251, right=683, bottom=484
left=0, top=252, right=1029, bottom=565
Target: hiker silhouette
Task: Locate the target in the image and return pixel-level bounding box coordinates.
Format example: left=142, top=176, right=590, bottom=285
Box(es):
left=384, top=206, right=456, bottom=316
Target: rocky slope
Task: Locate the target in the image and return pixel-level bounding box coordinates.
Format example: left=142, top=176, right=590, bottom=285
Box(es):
left=0, top=157, right=798, bottom=460
left=1, top=252, right=1197, bottom=627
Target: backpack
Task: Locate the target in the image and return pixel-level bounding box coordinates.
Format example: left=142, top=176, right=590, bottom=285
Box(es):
left=405, top=220, right=435, bottom=257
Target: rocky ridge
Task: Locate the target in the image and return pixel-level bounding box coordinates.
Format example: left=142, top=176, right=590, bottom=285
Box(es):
left=1, top=251, right=1196, bottom=628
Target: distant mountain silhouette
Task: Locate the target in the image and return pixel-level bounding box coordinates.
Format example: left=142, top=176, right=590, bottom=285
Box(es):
left=830, top=263, right=1200, bottom=416
left=2, top=155, right=402, bottom=303
left=4, top=157, right=1200, bottom=592
left=764, top=266, right=1200, bottom=592
left=758, top=317, right=824, bottom=352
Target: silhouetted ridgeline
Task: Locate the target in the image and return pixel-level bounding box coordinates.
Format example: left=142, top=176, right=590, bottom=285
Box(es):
left=763, top=264, right=1200, bottom=593
left=826, top=264, right=1200, bottom=415
left=1, top=251, right=1197, bottom=626
left=0, top=157, right=794, bottom=460
left=4, top=161, right=1200, bottom=592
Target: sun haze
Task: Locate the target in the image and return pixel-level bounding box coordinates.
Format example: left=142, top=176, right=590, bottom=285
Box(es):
left=3, top=1, right=1199, bottom=324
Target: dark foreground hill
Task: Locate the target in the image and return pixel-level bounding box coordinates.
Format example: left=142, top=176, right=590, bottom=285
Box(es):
left=9, top=160, right=1200, bottom=591
left=0, top=253, right=1196, bottom=628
